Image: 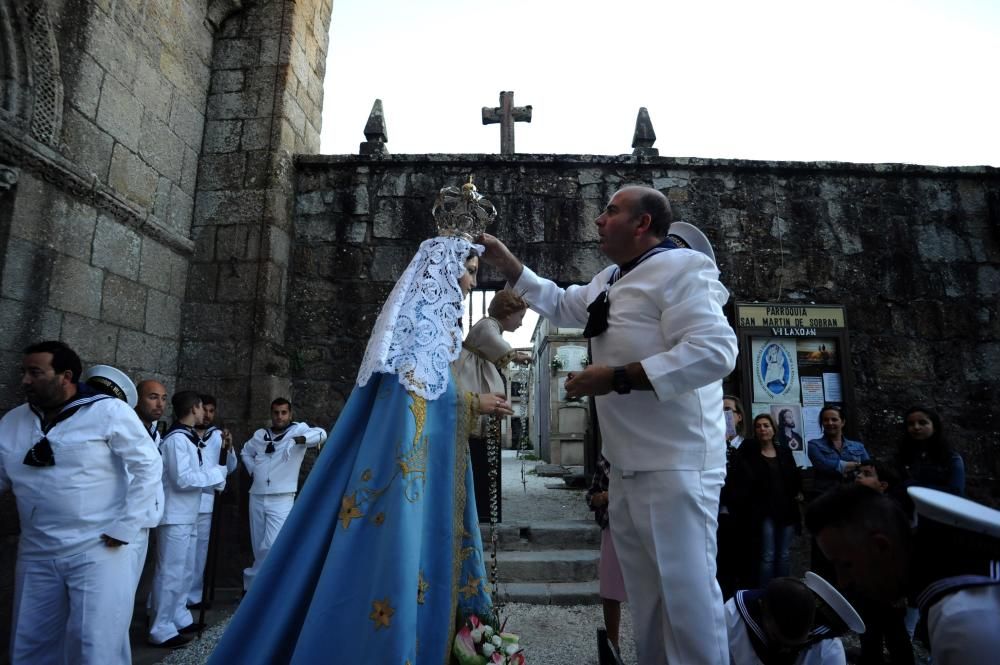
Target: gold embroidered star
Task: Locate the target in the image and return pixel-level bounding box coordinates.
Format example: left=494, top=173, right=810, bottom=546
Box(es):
left=458, top=574, right=482, bottom=599
left=460, top=545, right=475, bottom=562
left=369, top=597, right=394, bottom=629
left=361, top=469, right=372, bottom=482
left=374, top=512, right=386, bottom=526
left=417, top=572, right=429, bottom=604
left=339, top=493, right=364, bottom=529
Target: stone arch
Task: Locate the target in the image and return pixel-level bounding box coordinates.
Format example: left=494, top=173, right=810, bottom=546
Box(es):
left=0, top=0, right=62, bottom=146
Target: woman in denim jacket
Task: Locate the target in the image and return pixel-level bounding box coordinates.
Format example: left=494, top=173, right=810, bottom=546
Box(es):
left=807, top=405, right=869, bottom=495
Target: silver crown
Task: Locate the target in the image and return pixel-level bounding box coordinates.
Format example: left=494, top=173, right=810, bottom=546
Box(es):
left=432, top=177, right=497, bottom=241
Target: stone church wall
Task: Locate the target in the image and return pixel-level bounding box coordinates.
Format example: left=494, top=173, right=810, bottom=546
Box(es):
left=289, top=155, right=1000, bottom=501
left=0, top=0, right=333, bottom=655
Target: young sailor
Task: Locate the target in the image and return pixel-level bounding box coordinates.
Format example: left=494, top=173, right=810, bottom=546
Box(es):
left=147, top=391, right=228, bottom=648
left=187, top=394, right=237, bottom=609
left=727, top=572, right=864, bottom=665
left=240, top=398, right=326, bottom=591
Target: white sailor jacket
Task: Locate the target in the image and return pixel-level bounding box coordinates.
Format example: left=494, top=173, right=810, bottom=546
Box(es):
left=196, top=427, right=238, bottom=514
left=241, top=422, right=327, bottom=494
left=514, top=249, right=738, bottom=471
left=158, top=426, right=227, bottom=525
left=0, top=398, right=163, bottom=559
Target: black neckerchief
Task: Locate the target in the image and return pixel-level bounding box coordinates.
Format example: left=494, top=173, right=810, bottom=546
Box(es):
left=264, top=422, right=298, bottom=454
left=583, top=238, right=679, bottom=338
left=166, top=422, right=205, bottom=464
left=23, top=384, right=112, bottom=467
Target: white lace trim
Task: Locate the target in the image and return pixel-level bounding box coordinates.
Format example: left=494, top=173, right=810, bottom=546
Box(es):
left=356, top=236, right=484, bottom=401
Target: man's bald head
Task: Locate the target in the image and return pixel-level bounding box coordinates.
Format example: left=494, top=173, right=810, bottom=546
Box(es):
left=616, top=186, right=673, bottom=237
left=136, top=379, right=168, bottom=424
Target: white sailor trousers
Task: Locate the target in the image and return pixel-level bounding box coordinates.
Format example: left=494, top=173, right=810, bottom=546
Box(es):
left=243, top=492, right=295, bottom=591
left=186, top=511, right=213, bottom=604
left=148, top=522, right=196, bottom=644
left=11, top=544, right=134, bottom=665
left=609, top=466, right=728, bottom=665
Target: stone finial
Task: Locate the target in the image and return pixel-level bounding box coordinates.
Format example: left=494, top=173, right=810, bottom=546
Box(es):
left=631, top=107, right=658, bottom=156
left=360, top=99, right=389, bottom=156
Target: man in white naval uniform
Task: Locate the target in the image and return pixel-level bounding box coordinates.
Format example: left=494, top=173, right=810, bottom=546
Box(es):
left=0, top=341, right=161, bottom=665
left=240, top=397, right=327, bottom=592
left=147, top=391, right=228, bottom=648
left=806, top=484, right=1000, bottom=665
left=131, top=380, right=168, bottom=593
left=186, top=394, right=237, bottom=609
left=479, top=186, right=737, bottom=665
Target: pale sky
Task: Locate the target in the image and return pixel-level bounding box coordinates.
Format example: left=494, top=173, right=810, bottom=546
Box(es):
left=321, top=0, right=999, bottom=166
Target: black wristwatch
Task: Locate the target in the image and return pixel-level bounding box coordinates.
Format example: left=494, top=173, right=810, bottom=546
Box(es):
left=612, top=366, right=632, bottom=394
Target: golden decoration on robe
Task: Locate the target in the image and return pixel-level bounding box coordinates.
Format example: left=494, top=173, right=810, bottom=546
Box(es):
left=458, top=574, right=482, bottom=599
left=339, top=493, right=364, bottom=529
left=417, top=571, right=429, bottom=604
left=374, top=512, right=386, bottom=526
left=369, top=597, right=395, bottom=629
left=361, top=469, right=372, bottom=482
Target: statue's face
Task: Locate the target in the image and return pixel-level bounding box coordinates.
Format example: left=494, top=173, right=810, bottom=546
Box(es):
left=459, top=256, right=479, bottom=298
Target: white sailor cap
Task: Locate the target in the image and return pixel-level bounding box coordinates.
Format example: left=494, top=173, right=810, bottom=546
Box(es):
left=908, top=487, right=1000, bottom=539
left=80, top=364, right=138, bottom=408
left=803, top=571, right=866, bottom=634
left=667, top=221, right=716, bottom=265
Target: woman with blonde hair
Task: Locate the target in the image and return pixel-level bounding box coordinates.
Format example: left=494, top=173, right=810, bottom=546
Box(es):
left=453, top=288, right=531, bottom=521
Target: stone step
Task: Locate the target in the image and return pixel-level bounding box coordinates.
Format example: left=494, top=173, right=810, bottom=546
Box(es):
left=495, top=581, right=601, bottom=606
left=480, top=520, right=600, bottom=551
left=493, top=549, right=599, bottom=583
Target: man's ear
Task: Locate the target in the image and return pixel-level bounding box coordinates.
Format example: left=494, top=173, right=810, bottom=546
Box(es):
left=634, top=213, right=653, bottom=236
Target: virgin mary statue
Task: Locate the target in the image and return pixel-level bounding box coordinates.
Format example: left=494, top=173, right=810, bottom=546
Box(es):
left=207, top=180, right=513, bottom=665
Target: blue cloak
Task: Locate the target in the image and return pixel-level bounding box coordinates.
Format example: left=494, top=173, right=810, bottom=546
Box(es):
left=208, top=373, right=492, bottom=664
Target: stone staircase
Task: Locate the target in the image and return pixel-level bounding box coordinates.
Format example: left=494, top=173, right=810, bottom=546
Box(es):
left=480, top=519, right=602, bottom=605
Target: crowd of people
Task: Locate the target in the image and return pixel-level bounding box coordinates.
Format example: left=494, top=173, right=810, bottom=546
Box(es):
left=2, top=181, right=997, bottom=665
left=0, top=340, right=330, bottom=662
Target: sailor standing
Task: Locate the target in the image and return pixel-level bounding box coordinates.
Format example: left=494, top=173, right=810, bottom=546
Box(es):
left=147, top=391, right=228, bottom=648
left=0, top=342, right=161, bottom=665
left=129, top=379, right=168, bottom=593
left=240, top=397, right=326, bottom=592
left=187, top=394, right=237, bottom=609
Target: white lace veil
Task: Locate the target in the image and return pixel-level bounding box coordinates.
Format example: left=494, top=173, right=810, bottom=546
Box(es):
left=356, top=235, right=484, bottom=400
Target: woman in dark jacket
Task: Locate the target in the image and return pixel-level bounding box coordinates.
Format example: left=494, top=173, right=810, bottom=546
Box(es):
left=729, top=413, right=803, bottom=587
left=895, top=405, right=965, bottom=496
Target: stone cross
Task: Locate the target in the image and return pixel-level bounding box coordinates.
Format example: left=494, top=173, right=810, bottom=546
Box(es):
left=481, top=91, right=532, bottom=155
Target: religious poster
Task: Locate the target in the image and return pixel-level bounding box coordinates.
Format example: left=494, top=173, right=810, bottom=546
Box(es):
left=800, top=376, right=825, bottom=406
left=751, top=403, right=771, bottom=418
left=771, top=404, right=809, bottom=467
left=797, top=339, right=839, bottom=367
left=770, top=405, right=805, bottom=452
left=752, top=338, right=800, bottom=403
left=822, top=372, right=843, bottom=402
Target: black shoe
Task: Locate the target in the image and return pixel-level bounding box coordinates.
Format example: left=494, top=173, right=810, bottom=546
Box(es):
left=148, top=634, right=193, bottom=648
left=179, top=622, right=207, bottom=635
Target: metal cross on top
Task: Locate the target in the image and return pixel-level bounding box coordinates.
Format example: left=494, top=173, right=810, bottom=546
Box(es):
left=481, top=91, right=532, bottom=155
